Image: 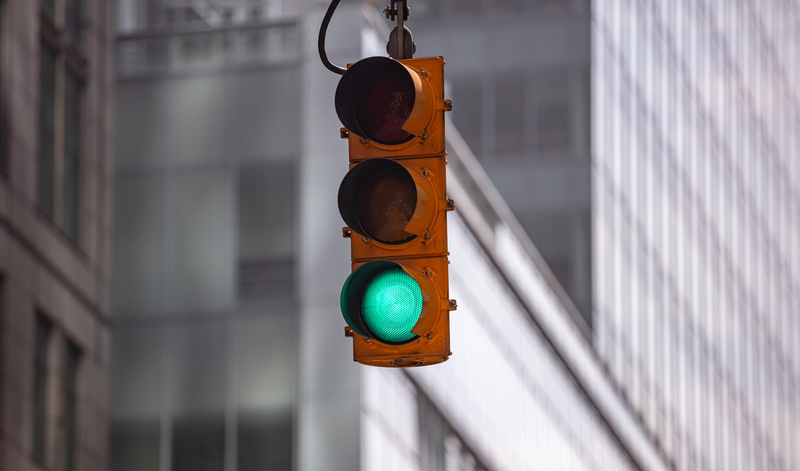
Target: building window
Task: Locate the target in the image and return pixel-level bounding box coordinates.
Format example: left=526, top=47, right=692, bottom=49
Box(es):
left=38, top=0, right=86, bottom=244
left=533, top=69, right=570, bottom=157
left=31, top=315, right=82, bottom=469
left=237, top=163, right=296, bottom=302
left=32, top=315, right=52, bottom=461
left=449, top=0, right=482, bottom=22
left=495, top=73, right=526, bottom=158
left=0, top=1, right=6, bottom=177
left=61, top=342, right=81, bottom=471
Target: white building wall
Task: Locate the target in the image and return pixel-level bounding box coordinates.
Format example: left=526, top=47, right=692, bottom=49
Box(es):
left=360, top=123, right=667, bottom=471
left=593, top=1, right=800, bottom=470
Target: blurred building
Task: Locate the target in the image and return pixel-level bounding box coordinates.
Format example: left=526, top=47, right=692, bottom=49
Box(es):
left=110, top=1, right=660, bottom=471
left=410, top=0, right=594, bottom=328
left=110, top=1, right=800, bottom=471
left=594, top=1, right=800, bottom=470
left=0, top=0, right=115, bottom=471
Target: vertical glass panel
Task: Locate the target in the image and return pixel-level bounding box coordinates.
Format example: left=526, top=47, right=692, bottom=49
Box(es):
left=114, top=81, right=169, bottom=169
left=534, top=69, right=570, bottom=156
left=109, top=325, right=162, bottom=471
left=32, top=315, right=51, bottom=460
left=62, top=68, right=82, bottom=243
left=232, top=68, right=300, bottom=163
left=235, top=315, right=296, bottom=471
left=171, top=321, right=226, bottom=471
left=174, top=170, right=233, bottom=312
left=61, top=342, right=81, bottom=471
left=40, top=0, right=55, bottom=19
left=495, top=73, right=525, bottom=157
left=450, top=78, right=483, bottom=157
left=112, top=174, right=164, bottom=316
left=418, top=394, right=446, bottom=471
left=237, top=162, right=295, bottom=301
left=38, top=42, right=57, bottom=220
left=168, top=75, right=227, bottom=166
left=65, top=0, right=82, bottom=45
left=0, top=4, right=5, bottom=177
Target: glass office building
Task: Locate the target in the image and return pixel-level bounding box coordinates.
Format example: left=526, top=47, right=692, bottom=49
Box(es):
left=594, top=1, right=800, bottom=470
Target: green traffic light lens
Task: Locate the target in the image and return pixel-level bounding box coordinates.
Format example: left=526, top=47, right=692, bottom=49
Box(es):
left=361, top=268, right=422, bottom=343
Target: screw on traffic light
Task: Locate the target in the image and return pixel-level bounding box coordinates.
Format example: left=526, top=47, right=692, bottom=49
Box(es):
left=319, top=2, right=456, bottom=367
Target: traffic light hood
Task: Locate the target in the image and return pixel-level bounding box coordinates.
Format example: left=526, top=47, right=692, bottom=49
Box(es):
left=335, top=56, right=431, bottom=144
left=337, top=158, right=432, bottom=245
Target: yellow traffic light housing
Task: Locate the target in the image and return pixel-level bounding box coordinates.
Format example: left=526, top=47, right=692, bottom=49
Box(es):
left=335, top=54, right=455, bottom=368
left=338, top=156, right=450, bottom=261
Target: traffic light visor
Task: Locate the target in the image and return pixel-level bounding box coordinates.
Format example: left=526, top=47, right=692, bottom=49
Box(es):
left=341, top=261, right=422, bottom=344
left=339, top=159, right=426, bottom=244
left=336, top=57, right=425, bottom=144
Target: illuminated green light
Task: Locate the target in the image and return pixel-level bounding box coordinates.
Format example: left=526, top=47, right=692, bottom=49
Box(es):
left=361, top=268, right=422, bottom=343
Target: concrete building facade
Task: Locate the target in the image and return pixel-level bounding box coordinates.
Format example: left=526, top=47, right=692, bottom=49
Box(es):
left=0, top=0, right=115, bottom=471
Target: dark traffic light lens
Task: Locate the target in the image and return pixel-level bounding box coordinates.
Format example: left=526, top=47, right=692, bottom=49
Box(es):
left=356, top=166, right=416, bottom=244
left=361, top=268, right=422, bottom=343
left=354, top=67, right=415, bottom=145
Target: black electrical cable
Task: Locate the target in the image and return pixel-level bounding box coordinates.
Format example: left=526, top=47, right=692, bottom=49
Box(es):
left=319, top=0, right=347, bottom=75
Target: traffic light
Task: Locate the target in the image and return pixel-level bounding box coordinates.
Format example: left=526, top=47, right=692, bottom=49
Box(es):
left=336, top=55, right=455, bottom=367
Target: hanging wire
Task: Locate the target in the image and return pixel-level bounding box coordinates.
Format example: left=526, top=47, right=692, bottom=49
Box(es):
left=318, top=0, right=347, bottom=75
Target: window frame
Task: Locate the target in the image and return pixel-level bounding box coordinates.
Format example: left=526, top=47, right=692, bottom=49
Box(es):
left=37, top=0, right=87, bottom=244
left=32, top=314, right=52, bottom=462
left=61, top=341, right=82, bottom=471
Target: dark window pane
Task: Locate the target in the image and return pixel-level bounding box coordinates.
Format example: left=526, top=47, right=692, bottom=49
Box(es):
left=172, top=415, right=225, bottom=471
left=495, top=74, right=525, bottom=156
left=534, top=69, right=570, bottom=156
left=110, top=420, right=161, bottom=471
left=237, top=411, right=292, bottom=471
left=535, top=102, right=569, bottom=153
left=237, top=163, right=296, bottom=301
left=234, top=316, right=296, bottom=471
left=63, top=68, right=82, bottom=243
left=451, top=78, right=483, bottom=157
left=109, top=326, right=162, bottom=471
left=40, top=0, right=55, bottom=19
left=65, top=0, right=82, bottom=45
left=0, top=6, right=5, bottom=176
left=38, top=42, right=57, bottom=220
left=62, top=343, right=81, bottom=471
left=171, top=322, right=225, bottom=471
left=32, top=315, right=52, bottom=460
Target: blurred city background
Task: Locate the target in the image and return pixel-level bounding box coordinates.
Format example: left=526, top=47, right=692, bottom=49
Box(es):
left=0, top=0, right=798, bottom=470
